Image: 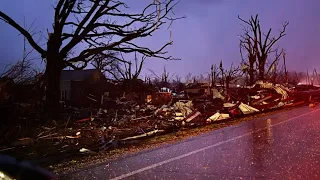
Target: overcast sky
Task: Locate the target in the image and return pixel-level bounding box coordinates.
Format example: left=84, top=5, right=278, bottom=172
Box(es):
left=1, top=0, right=320, bottom=78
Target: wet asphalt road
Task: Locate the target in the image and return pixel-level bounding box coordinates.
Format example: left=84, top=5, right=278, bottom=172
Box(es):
left=60, top=106, right=320, bottom=180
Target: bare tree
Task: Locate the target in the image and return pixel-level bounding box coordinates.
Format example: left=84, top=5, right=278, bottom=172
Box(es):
left=174, top=75, right=181, bottom=83
left=240, top=34, right=256, bottom=85
left=218, top=60, right=224, bottom=86
left=171, top=74, right=184, bottom=92
left=114, top=52, right=146, bottom=80
left=198, top=74, right=205, bottom=83
left=283, top=50, right=288, bottom=84
left=0, top=0, right=184, bottom=111
left=238, top=14, right=288, bottom=81
left=1, top=28, right=42, bottom=85
left=313, top=69, right=320, bottom=85
left=185, top=72, right=192, bottom=84
left=1, top=60, right=40, bottom=85
left=92, top=51, right=145, bottom=81
left=210, top=63, right=220, bottom=86
left=149, top=66, right=174, bottom=88
left=91, top=51, right=119, bottom=72
left=161, top=66, right=170, bottom=84
left=192, top=75, right=198, bottom=83
left=144, top=73, right=152, bottom=85
left=219, top=61, right=240, bottom=90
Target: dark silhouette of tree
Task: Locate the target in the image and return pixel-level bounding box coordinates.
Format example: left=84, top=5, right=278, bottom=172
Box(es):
left=185, top=73, right=192, bottom=84
left=0, top=0, right=184, bottom=114
left=1, top=29, right=42, bottom=85
left=92, top=51, right=145, bottom=81
left=113, top=52, right=146, bottom=81
left=171, top=75, right=184, bottom=92
left=210, top=63, right=220, bottom=87
left=198, top=74, right=205, bottom=83
left=219, top=61, right=240, bottom=90
left=91, top=51, right=119, bottom=73
left=265, top=48, right=284, bottom=83
left=149, top=66, right=174, bottom=88
left=240, top=35, right=256, bottom=85
left=239, top=14, right=288, bottom=82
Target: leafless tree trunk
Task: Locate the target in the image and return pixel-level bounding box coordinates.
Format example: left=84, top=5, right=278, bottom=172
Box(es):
left=144, top=73, right=153, bottom=85
left=219, top=60, right=225, bottom=86
left=175, top=75, right=181, bottom=83
left=283, top=50, right=288, bottom=84
left=104, top=52, right=146, bottom=81
left=307, top=70, right=310, bottom=85
left=149, top=66, right=174, bottom=88
left=210, top=64, right=219, bottom=87
left=124, top=53, right=146, bottom=80
left=192, top=75, right=198, bottom=83
left=185, top=73, right=192, bottom=84
left=240, top=37, right=256, bottom=85
left=219, top=61, right=240, bottom=91
left=314, top=69, right=320, bottom=85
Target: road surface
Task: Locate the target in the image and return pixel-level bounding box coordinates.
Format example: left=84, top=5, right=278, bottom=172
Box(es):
left=60, top=106, right=320, bottom=179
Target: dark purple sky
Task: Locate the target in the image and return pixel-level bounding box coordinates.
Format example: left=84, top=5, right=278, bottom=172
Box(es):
left=1, top=0, right=320, bottom=78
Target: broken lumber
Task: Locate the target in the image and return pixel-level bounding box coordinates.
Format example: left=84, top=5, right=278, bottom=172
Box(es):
left=121, top=129, right=164, bottom=141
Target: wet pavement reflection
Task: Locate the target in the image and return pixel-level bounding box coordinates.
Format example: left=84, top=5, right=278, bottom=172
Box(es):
left=61, top=106, right=320, bottom=179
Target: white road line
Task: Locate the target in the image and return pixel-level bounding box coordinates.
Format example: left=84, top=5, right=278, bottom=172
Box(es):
left=110, top=108, right=320, bottom=180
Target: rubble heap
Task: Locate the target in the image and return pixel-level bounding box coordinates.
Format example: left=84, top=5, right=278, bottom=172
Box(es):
left=2, top=81, right=320, bottom=163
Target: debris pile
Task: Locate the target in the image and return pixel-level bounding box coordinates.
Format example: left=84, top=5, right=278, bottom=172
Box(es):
left=2, top=81, right=320, bottom=162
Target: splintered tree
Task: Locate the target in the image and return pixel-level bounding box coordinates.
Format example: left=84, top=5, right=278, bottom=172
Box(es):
left=198, top=74, right=205, bottom=83
left=238, top=14, right=288, bottom=82
left=149, top=66, right=174, bottom=88
left=0, top=0, right=183, bottom=112
left=115, top=52, right=146, bottom=81
left=161, top=66, right=170, bottom=85
left=184, top=72, right=192, bottom=84
left=219, top=60, right=240, bottom=90
left=210, top=63, right=219, bottom=87
left=115, top=52, right=147, bottom=92
left=172, top=75, right=185, bottom=92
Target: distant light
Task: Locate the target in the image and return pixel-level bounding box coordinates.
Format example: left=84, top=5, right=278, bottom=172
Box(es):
left=237, top=85, right=240, bottom=87
left=298, top=82, right=302, bottom=85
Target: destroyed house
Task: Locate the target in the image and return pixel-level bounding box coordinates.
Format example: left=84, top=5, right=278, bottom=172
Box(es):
left=185, top=83, right=210, bottom=96
left=60, top=69, right=109, bottom=106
